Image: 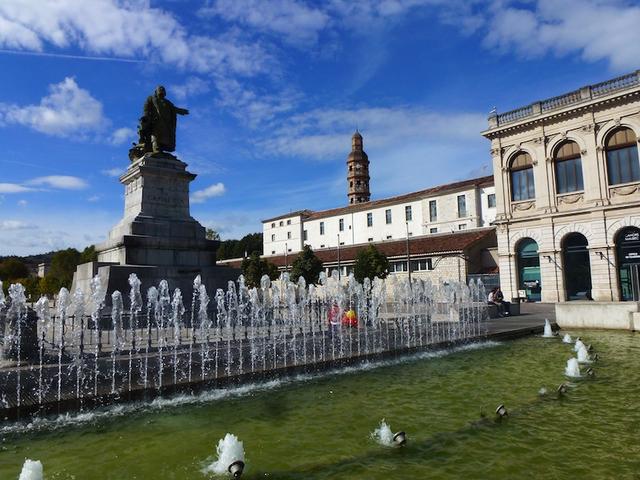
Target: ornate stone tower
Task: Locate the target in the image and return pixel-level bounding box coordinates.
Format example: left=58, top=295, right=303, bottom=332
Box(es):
left=347, top=130, right=370, bottom=204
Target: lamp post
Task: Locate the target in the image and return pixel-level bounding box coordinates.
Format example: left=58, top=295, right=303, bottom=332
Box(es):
left=337, top=234, right=341, bottom=280
left=405, top=221, right=412, bottom=284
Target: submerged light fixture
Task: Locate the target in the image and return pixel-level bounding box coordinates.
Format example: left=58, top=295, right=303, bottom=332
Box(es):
left=586, top=368, right=595, bottom=377
left=393, top=431, right=407, bottom=446
left=228, top=460, right=245, bottom=478
left=495, top=404, right=508, bottom=418
left=557, top=383, right=568, bottom=395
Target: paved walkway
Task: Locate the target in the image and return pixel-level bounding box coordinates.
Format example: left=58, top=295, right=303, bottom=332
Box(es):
left=486, top=302, right=556, bottom=337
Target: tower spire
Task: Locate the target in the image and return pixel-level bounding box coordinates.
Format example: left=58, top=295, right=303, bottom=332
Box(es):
left=346, top=130, right=370, bottom=204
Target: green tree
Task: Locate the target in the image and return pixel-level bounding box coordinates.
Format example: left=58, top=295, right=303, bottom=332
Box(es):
left=206, top=228, right=220, bottom=241
left=80, top=245, right=98, bottom=263
left=48, top=248, right=81, bottom=289
left=353, top=245, right=389, bottom=283
left=241, top=252, right=280, bottom=288
left=0, top=258, right=29, bottom=281
left=290, top=245, right=323, bottom=285
left=39, top=275, right=61, bottom=296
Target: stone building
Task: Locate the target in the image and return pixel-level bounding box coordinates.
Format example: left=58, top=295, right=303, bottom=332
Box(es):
left=258, top=132, right=498, bottom=283
left=483, top=71, right=640, bottom=303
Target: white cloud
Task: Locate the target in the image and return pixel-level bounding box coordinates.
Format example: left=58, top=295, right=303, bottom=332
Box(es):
left=214, top=76, right=301, bottom=128
left=0, top=220, right=35, bottom=230
left=261, top=106, right=486, bottom=160
left=483, top=0, right=640, bottom=71
left=17, top=199, right=28, bottom=207
left=0, top=211, right=117, bottom=256
left=27, top=175, right=89, bottom=190
left=87, top=195, right=101, bottom=202
left=109, top=127, right=135, bottom=145
left=0, top=0, right=273, bottom=76
left=0, top=183, right=33, bottom=194
left=170, top=77, right=210, bottom=100
left=0, top=77, right=106, bottom=138
left=101, top=167, right=124, bottom=178
left=191, top=182, right=226, bottom=204
left=202, top=0, right=330, bottom=45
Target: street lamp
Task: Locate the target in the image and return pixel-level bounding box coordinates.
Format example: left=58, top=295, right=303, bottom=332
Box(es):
left=337, top=234, right=341, bottom=280
left=405, top=221, right=412, bottom=283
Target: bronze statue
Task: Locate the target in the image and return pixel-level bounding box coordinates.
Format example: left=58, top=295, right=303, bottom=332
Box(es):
left=129, top=85, right=189, bottom=161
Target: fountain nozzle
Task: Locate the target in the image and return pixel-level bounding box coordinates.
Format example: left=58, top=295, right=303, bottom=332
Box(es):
left=557, top=383, right=568, bottom=395
left=228, top=460, right=245, bottom=478
left=495, top=404, right=508, bottom=418
left=586, top=368, right=595, bottom=377
left=392, top=431, right=407, bottom=446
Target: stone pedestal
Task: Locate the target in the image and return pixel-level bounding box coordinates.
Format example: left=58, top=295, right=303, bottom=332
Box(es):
left=73, top=153, right=239, bottom=300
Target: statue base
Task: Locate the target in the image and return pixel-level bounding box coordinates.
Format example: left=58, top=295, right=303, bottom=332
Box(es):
left=72, top=152, right=239, bottom=299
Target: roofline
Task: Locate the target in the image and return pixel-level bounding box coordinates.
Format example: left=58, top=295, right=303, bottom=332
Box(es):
left=261, top=209, right=313, bottom=224
left=262, top=175, right=494, bottom=224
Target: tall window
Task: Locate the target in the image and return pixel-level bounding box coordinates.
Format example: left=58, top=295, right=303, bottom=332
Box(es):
left=287, top=231, right=291, bottom=239
left=271, top=234, right=275, bottom=241
left=555, top=141, right=584, bottom=194
left=303, top=230, right=308, bottom=241
left=429, top=200, right=437, bottom=222
left=606, top=127, right=639, bottom=185
left=385, top=209, right=392, bottom=224
left=320, top=222, right=325, bottom=235
left=367, top=212, right=373, bottom=227
left=510, top=152, right=535, bottom=201
left=457, top=195, right=467, bottom=217
left=487, top=193, right=496, bottom=208
left=287, top=219, right=291, bottom=225
left=339, top=218, right=344, bottom=231
left=405, top=205, right=412, bottom=221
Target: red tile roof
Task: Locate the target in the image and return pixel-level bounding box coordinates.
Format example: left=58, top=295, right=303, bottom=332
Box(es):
left=223, top=227, right=496, bottom=269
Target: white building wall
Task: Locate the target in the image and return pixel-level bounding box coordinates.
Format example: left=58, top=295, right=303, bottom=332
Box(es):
left=263, top=183, right=494, bottom=257
left=262, top=214, right=304, bottom=256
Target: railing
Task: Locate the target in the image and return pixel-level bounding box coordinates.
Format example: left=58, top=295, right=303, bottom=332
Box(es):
left=491, top=71, right=640, bottom=128
left=541, top=89, right=582, bottom=112
left=592, top=72, right=640, bottom=98
left=496, top=105, right=533, bottom=126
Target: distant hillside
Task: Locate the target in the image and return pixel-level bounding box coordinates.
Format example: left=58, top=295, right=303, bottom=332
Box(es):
left=0, top=251, right=56, bottom=273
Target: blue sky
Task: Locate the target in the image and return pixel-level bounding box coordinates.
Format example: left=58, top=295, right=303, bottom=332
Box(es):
left=1, top=0, right=639, bottom=255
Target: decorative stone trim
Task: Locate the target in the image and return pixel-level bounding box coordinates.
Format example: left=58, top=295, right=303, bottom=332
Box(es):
left=610, top=184, right=640, bottom=197
left=512, top=201, right=535, bottom=212
left=557, top=192, right=584, bottom=205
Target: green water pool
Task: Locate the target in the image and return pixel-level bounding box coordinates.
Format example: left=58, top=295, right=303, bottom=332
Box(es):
left=1, top=330, right=639, bottom=479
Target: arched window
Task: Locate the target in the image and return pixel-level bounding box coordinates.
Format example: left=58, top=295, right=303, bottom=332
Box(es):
left=606, top=127, right=639, bottom=185
left=555, top=141, right=584, bottom=194
left=510, top=152, right=535, bottom=201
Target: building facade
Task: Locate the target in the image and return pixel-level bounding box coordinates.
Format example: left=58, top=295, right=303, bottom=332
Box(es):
left=484, top=71, right=640, bottom=303
left=260, top=132, right=498, bottom=283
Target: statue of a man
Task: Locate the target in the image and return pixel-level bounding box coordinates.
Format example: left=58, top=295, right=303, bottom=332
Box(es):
left=143, top=85, right=189, bottom=153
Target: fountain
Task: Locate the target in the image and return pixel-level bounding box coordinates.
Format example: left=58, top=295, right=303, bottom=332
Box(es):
left=371, top=419, right=395, bottom=446
left=565, top=358, right=581, bottom=378
left=205, top=433, right=246, bottom=478
left=542, top=319, right=554, bottom=338
left=574, top=338, right=586, bottom=352
left=577, top=344, right=591, bottom=363
left=18, top=459, right=43, bottom=480
left=0, top=272, right=489, bottom=418
left=562, top=333, right=572, bottom=344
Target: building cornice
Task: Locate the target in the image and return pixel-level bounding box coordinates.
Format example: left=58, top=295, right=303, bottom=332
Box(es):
left=482, top=71, right=640, bottom=138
